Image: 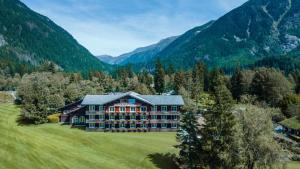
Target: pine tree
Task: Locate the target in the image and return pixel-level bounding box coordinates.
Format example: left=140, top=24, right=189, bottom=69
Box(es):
left=191, top=62, right=205, bottom=99
left=176, top=112, right=202, bottom=169
left=154, top=59, right=165, bottom=94
left=200, top=72, right=238, bottom=169
left=166, top=64, right=175, bottom=75
left=174, top=71, right=185, bottom=94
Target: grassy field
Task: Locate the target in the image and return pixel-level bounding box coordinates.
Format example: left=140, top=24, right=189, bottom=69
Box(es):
left=0, top=104, right=299, bottom=169
left=0, top=104, right=178, bottom=169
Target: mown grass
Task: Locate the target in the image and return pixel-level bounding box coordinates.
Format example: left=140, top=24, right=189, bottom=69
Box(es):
left=0, top=104, right=178, bottom=169
left=0, top=104, right=299, bottom=169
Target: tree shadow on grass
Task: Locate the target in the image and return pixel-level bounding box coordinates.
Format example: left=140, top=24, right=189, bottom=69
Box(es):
left=148, top=153, right=179, bottom=169
left=16, top=115, right=34, bottom=126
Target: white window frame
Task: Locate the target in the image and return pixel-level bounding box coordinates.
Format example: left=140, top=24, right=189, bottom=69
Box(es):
left=89, top=123, right=95, bottom=128
left=109, top=106, right=115, bottom=112
left=141, top=123, right=147, bottom=128
left=141, top=106, right=147, bottom=112
left=172, top=115, right=178, bottom=120
left=109, top=114, right=114, bottom=120
left=152, top=106, right=157, bottom=112
left=99, top=123, right=105, bottom=129
left=120, top=122, right=125, bottom=128
left=130, top=107, right=136, bottom=112
left=130, top=113, right=136, bottom=120
left=171, top=106, right=177, bottom=112
left=120, top=107, right=126, bottom=112
left=89, top=115, right=95, bottom=120
left=72, top=116, right=78, bottom=124
left=161, top=115, right=168, bottom=120
left=99, top=106, right=104, bottom=112
left=141, top=114, right=147, bottom=120
left=79, top=116, right=85, bottom=123
left=161, top=106, right=167, bottom=112
left=152, top=115, right=157, bottom=120
left=89, top=105, right=95, bottom=111
left=171, top=123, right=177, bottom=128
left=130, top=122, right=136, bottom=128
left=99, top=114, right=104, bottom=120
left=120, top=113, right=125, bottom=120
left=152, top=123, right=157, bottom=128
left=161, top=123, right=167, bottom=128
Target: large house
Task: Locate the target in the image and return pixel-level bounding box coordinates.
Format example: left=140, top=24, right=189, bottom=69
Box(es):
left=60, top=92, right=184, bottom=132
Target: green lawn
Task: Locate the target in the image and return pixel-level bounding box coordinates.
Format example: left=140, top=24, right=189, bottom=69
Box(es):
left=0, top=104, right=299, bottom=169
left=0, top=104, right=178, bottom=169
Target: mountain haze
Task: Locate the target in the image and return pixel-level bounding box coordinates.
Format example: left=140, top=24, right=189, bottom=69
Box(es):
left=98, top=36, right=177, bottom=65
left=0, top=0, right=111, bottom=74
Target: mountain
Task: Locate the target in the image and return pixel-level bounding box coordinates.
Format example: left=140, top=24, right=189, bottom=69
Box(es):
left=0, top=0, right=111, bottom=75
left=128, top=0, right=300, bottom=71
left=97, top=55, right=117, bottom=65
left=100, top=36, right=177, bottom=65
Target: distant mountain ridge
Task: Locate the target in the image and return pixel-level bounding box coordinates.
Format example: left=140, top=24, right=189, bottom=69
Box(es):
left=98, top=36, right=178, bottom=65
left=0, top=0, right=111, bottom=74
left=104, top=0, right=300, bottom=72
left=152, top=0, right=300, bottom=70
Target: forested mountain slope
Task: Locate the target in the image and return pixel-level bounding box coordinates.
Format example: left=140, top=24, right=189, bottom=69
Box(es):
left=0, top=0, right=111, bottom=75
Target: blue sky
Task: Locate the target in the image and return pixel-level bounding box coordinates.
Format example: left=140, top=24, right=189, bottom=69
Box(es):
left=21, top=0, right=248, bottom=56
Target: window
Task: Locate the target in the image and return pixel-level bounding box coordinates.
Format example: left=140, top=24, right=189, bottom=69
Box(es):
left=99, top=123, right=105, bottom=128
left=79, top=116, right=85, bottom=123
left=89, top=115, right=95, bottom=120
left=99, top=106, right=104, bottom=112
left=161, top=115, right=168, bottom=120
left=161, top=106, right=167, bottom=112
left=89, top=105, right=95, bottom=111
left=120, top=114, right=125, bottom=120
left=120, top=122, right=125, bottom=128
left=171, top=123, right=177, bottom=128
left=141, top=114, right=147, bottom=120
left=130, top=122, right=136, bottom=128
left=141, top=106, right=147, bottom=112
left=128, top=99, right=136, bottom=104
left=111, top=123, right=115, bottom=128
left=130, top=107, right=136, bottom=112
left=72, top=116, right=78, bottom=124
left=151, top=115, right=157, bottom=120
left=109, top=107, right=115, bottom=112
left=89, top=123, right=95, bottom=128
left=152, top=106, right=157, bottom=112
left=141, top=123, right=147, bottom=128
left=171, top=106, right=177, bottom=112
left=161, top=123, right=167, bottom=128
left=130, top=113, right=136, bottom=120
left=151, top=123, right=157, bottom=128
left=99, top=114, right=104, bottom=120
left=120, top=107, right=125, bottom=112
left=120, top=99, right=127, bottom=103
left=109, top=114, right=115, bottom=120
left=172, top=115, right=178, bottom=120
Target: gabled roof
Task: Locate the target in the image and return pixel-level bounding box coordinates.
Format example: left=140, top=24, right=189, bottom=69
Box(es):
left=81, top=91, right=184, bottom=106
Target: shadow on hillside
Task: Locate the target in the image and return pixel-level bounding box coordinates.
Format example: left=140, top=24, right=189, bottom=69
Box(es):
left=148, top=153, right=179, bottom=169
left=16, top=115, right=34, bottom=126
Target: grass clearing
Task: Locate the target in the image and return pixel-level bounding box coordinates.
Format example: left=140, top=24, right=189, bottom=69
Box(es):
left=0, top=104, right=178, bottom=169
left=0, top=103, right=299, bottom=169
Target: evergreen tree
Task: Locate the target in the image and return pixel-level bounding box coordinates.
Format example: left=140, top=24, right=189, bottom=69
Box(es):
left=200, top=72, right=238, bottom=169
left=176, top=112, right=202, bottom=169
left=191, top=62, right=205, bottom=99
left=154, top=59, right=165, bottom=94
left=174, top=71, right=185, bottom=94
left=166, top=64, right=175, bottom=75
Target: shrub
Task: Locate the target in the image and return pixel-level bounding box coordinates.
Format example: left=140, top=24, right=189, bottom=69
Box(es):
left=47, top=113, right=61, bottom=123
